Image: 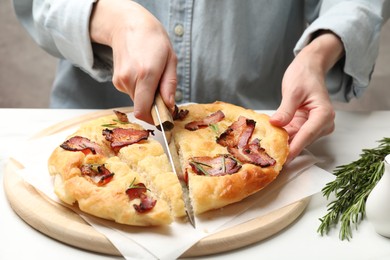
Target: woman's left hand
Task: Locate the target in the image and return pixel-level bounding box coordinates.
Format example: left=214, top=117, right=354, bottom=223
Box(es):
left=270, top=31, right=344, bottom=162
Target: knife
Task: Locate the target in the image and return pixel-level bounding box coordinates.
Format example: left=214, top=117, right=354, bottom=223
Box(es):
left=151, top=93, right=196, bottom=228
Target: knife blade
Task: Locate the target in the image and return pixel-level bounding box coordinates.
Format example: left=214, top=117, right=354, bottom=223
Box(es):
left=151, top=94, right=196, bottom=228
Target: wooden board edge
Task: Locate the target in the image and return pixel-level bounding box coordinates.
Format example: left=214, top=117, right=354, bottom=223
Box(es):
left=4, top=158, right=309, bottom=257
left=3, top=159, right=121, bottom=256
left=31, top=107, right=133, bottom=139
left=183, top=198, right=309, bottom=257
left=3, top=107, right=310, bottom=257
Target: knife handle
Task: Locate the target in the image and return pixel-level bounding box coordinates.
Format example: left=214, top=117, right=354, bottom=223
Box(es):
left=151, top=92, right=174, bottom=131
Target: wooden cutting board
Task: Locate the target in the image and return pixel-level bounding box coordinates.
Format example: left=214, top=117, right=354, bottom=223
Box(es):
left=3, top=108, right=310, bottom=257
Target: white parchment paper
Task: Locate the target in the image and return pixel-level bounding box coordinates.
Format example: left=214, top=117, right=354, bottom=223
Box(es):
left=12, top=115, right=335, bottom=259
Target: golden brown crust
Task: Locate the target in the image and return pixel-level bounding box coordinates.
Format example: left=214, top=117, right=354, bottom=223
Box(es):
left=118, top=142, right=186, bottom=218
left=172, top=101, right=289, bottom=214
left=48, top=114, right=184, bottom=226
left=48, top=102, right=289, bottom=225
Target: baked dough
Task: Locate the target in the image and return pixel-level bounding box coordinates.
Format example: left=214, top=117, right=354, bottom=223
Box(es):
left=48, top=102, right=289, bottom=226
left=171, top=101, right=289, bottom=214
left=48, top=114, right=185, bottom=226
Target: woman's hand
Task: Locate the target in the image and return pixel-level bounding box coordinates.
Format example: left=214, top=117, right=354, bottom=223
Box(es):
left=90, top=0, right=177, bottom=123
left=270, top=31, right=344, bottom=162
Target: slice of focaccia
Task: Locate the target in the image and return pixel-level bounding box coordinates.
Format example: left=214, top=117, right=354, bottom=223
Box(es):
left=48, top=111, right=185, bottom=226
left=171, top=101, right=289, bottom=214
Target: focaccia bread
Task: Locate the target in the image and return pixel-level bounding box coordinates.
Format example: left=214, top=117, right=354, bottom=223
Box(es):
left=48, top=111, right=186, bottom=226
left=48, top=102, right=289, bottom=226
left=171, top=101, right=289, bottom=214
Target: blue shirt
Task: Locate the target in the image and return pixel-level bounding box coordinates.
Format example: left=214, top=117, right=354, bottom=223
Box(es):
left=13, top=0, right=389, bottom=109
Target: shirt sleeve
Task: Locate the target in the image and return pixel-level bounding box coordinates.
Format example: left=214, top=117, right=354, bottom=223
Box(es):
left=13, top=0, right=112, bottom=81
left=296, top=0, right=389, bottom=102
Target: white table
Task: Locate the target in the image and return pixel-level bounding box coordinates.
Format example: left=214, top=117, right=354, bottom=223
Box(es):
left=1, top=109, right=390, bottom=260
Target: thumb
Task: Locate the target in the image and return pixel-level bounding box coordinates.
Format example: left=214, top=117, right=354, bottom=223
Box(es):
left=269, top=97, right=298, bottom=127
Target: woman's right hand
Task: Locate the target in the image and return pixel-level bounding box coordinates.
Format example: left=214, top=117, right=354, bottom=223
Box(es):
left=90, top=0, right=177, bottom=124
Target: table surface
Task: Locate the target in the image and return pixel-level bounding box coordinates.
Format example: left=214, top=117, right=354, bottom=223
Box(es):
left=1, top=108, right=390, bottom=260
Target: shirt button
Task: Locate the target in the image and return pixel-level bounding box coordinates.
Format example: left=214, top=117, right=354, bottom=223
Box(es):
left=175, top=90, right=183, bottom=102
left=174, top=24, right=184, bottom=37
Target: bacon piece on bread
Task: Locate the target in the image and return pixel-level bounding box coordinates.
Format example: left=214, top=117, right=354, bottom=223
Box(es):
left=80, top=164, right=115, bottom=186
left=216, top=116, right=255, bottom=148
left=185, top=110, right=225, bottom=131
left=228, top=139, right=276, bottom=167
left=60, top=136, right=103, bottom=155
left=133, top=194, right=157, bottom=213
left=126, top=181, right=157, bottom=213
left=189, top=154, right=241, bottom=176
left=102, top=128, right=153, bottom=153
left=217, top=116, right=275, bottom=167
left=172, top=105, right=189, bottom=121
left=125, top=182, right=148, bottom=200
left=113, top=110, right=129, bottom=123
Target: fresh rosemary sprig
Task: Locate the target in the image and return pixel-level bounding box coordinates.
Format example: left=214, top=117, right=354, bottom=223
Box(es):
left=208, top=123, right=220, bottom=135
left=317, top=137, right=390, bottom=241
left=101, top=119, right=130, bottom=128
left=190, top=161, right=211, bottom=176
left=127, top=177, right=148, bottom=190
